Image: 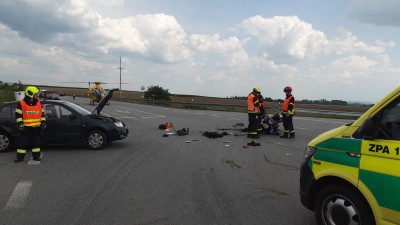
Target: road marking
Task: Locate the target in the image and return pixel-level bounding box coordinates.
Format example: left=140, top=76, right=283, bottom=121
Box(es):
left=229, top=118, right=242, bottom=120
left=296, top=117, right=350, bottom=124
left=4, top=181, right=32, bottom=210
left=115, top=106, right=166, bottom=118
left=28, top=153, right=43, bottom=165
left=28, top=160, right=40, bottom=165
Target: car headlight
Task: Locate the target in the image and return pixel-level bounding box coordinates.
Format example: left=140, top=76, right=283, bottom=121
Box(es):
left=303, top=146, right=317, bottom=163
left=114, top=121, right=124, bottom=127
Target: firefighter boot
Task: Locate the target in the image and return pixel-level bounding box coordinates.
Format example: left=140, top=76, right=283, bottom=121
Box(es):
left=14, top=152, right=25, bottom=163
left=280, top=132, right=289, bottom=138
left=289, top=132, right=295, bottom=139
left=32, top=152, right=41, bottom=161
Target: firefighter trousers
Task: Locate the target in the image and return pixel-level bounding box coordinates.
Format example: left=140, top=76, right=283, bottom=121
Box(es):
left=248, top=113, right=259, bottom=135
left=16, top=126, right=41, bottom=161
left=282, top=114, right=294, bottom=134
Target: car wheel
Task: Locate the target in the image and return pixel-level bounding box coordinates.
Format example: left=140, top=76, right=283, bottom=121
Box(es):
left=315, top=185, right=374, bottom=225
left=85, top=130, right=107, bottom=150
left=0, top=132, right=14, bottom=153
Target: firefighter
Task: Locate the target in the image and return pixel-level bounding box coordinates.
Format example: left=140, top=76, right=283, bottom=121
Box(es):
left=247, top=87, right=261, bottom=139
left=280, top=86, right=295, bottom=138
left=14, top=86, right=46, bottom=162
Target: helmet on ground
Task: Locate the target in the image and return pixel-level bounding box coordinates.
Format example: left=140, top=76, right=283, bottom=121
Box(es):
left=253, top=87, right=261, bottom=93
left=283, top=86, right=292, bottom=92
left=25, top=86, right=39, bottom=98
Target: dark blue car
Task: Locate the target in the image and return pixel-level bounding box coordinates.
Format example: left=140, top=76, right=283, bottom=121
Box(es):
left=0, top=89, right=128, bottom=152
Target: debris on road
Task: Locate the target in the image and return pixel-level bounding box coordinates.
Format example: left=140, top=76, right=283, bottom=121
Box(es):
left=202, top=131, right=229, bottom=138
left=247, top=141, right=260, bottom=146
left=175, top=128, right=189, bottom=136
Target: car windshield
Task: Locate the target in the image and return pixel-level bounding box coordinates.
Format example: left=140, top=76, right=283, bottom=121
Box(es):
left=64, top=102, right=91, bottom=115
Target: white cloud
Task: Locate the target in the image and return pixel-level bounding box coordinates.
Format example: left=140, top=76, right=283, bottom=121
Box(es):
left=95, top=13, right=192, bottom=63
left=190, top=34, right=242, bottom=52
left=239, top=16, right=329, bottom=62
left=329, top=27, right=385, bottom=55
left=330, top=55, right=377, bottom=71
left=86, top=0, right=124, bottom=7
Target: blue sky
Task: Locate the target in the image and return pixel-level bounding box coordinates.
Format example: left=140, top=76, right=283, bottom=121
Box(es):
left=0, top=0, right=399, bottom=102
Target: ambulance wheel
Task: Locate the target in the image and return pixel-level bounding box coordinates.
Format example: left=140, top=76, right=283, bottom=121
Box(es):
left=86, top=130, right=107, bottom=150
left=315, top=185, right=374, bottom=225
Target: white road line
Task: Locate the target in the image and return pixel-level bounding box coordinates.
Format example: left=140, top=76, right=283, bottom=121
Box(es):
left=28, top=153, right=43, bottom=165
left=296, top=117, right=350, bottom=124
left=4, top=181, right=32, bottom=210
left=115, top=106, right=166, bottom=118
left=28, top=160, right=40, bottom=165
left=229, top=118, right=242, bottom=121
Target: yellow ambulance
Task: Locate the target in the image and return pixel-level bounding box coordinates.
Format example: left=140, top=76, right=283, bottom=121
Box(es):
left=300, top=86, right=400, bottom=225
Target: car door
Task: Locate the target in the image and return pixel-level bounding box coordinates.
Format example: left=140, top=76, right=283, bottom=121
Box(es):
left=42, top=103, right=84, bottom=143
left=0, top=102, right=19, bottom=136
left=359, top=97, right=400, bottom=223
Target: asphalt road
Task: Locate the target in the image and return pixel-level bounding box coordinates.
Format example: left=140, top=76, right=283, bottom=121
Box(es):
left=0, top=96, right=354, bottom=225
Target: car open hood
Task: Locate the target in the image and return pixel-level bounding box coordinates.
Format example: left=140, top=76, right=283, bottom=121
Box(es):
left=91, top=88, right=119, bottom=115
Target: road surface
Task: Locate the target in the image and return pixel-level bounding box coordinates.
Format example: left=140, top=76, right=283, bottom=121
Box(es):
left=0, top=96, right=354, bottom=225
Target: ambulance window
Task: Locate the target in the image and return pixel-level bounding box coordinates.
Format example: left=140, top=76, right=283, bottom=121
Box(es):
left=379, top=97, right=400, bottom=140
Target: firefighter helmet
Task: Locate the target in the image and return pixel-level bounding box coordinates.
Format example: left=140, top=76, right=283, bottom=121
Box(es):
left=25, top=86, right=39, bottom=98
left=253, top=87, right=261, bottom=93
left=283, top=86, right=292, bottom=92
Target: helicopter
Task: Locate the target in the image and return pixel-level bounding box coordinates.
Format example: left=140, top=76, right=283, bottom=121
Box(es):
left=60, top=81, right=118, bottom=105
left=87, top=82, right=108, bottom=105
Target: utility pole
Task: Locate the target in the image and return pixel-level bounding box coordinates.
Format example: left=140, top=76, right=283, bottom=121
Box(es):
left=118, top=57, right=122, bottom=98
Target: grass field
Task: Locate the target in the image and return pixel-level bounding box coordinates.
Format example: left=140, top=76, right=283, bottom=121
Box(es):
left=0, top=85, right=21, bottom=103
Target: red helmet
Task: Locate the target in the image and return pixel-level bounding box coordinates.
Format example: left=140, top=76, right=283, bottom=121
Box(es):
left=283, top=86, right=292, bottom=92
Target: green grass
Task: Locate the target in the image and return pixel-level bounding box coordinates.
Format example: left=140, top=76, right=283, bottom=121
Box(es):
left=0, top=84, right=23, bottom=103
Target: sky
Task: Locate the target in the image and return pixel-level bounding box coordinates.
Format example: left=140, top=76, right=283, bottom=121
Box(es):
left=0, top=0, right=399, bottom=103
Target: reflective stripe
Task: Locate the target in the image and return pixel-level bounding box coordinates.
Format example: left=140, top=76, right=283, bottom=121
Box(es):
left=316, top=138, right=362, bottom=154
left=17, top=149, right=26, bottom=154
left=32, top=148, right=40, bottom=153
left=314, top=138, right=361, bottom=168
left=312, top=160, right=359, bottom=186
left=360, top=170, right=400, bottom=212
left=15, top=108, right=22, bottom=114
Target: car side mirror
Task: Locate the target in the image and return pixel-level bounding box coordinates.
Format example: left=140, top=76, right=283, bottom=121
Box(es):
left=358, top=117, right=379, bottom=139
left=69, top=114, right=77, bottom=121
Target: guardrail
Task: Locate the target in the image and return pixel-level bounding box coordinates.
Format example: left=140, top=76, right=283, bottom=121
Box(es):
left=116, top=98, right=363, bottom=120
